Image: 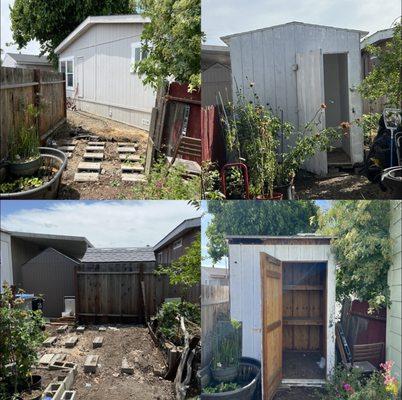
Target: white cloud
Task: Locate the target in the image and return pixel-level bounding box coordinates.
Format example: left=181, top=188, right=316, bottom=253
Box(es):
left=202, top=0, right=401, bottom=44
left=1, top=201, right=201, bottom=248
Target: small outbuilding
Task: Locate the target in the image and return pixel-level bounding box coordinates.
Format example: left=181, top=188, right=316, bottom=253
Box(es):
left=2, top=53, right=53, bottom=70
left=222, top=22, right=369, bottom=175
left=54, top=15, right=155, bottom=130
left=227, top=235, right=336, bottom=399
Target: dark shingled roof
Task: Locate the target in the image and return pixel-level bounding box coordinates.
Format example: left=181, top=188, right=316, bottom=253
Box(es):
left=82, top=247, right=155, bottom=263
left=7, top=53, right=50, bottom=65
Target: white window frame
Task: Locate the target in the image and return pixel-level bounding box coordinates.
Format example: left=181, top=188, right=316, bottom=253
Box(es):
left=59, top=57, right=74, bottom=90
left=173, top=239, right=182, bottom=250
left=130, top=42, right=147, bottom=74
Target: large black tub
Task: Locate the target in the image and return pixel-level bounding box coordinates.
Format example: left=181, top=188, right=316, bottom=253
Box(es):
left=0, top=147, right=67, bottom=199
left=382, top=166, right=402, bottom=199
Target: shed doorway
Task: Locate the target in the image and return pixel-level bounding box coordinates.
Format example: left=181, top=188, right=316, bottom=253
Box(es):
left=260, top=254, right=328, bottom=399
left=323, top=53, right=351, bottom=167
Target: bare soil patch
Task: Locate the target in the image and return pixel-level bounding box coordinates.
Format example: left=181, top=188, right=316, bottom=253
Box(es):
left=273, top=387, right=325, bottom=400
left=53, top=110, right=149, bottom=199
left=23, top=325, right=175, bottom=400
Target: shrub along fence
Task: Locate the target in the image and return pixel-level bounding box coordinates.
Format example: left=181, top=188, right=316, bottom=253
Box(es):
left=0, top=67, right=66, bottom=161
left=201, top=284, right=230, bottom=367
left=75, top=262, right=200, bottom=324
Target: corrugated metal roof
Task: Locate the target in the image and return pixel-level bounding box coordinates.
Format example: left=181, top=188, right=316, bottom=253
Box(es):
left=82, top=247, right=156, bottom=263
left=7, top=53, right=50, bottom=65
left=361, top=27, right=394, bottom=49
left=153, top=217, right=201, bottom=252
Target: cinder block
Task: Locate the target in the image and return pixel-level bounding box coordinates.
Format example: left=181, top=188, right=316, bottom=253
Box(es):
left=43, top=337, right=57, bottom=347
left=92, top=336, right=103, bottom=349
left=76, top=326, right=85, bottom=333
left=84, top=355, right=99, bottom=373
left=39, top=353, right=55, bottom=366
left=98, top=326, right=106, bottom=331
left=57, top=325, right=68, bottom=333
left=64, top=336, right=78, bottom=348
left=121, top=358, right=134, bottom=375
left=61, top=391, right=76, bottom=400
left=42, top=382, right=64, bottom=400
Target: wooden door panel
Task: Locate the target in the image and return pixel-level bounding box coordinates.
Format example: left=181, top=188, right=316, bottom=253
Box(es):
left=261, top=252, right=282, bottom=400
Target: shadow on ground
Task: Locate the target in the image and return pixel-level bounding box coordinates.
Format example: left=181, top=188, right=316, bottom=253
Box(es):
left=273, top=387, right=326, bottom=400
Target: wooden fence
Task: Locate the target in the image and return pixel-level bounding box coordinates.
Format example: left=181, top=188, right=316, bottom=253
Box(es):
left=0, top=67, right=66, bottom=160
left=76, top=262, right=200, bottom=324
left=201, top=284, right=230, bottom=367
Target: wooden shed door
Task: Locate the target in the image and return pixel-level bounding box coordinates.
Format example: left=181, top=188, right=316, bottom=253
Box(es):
left=296, top=50, right=327, bottom=176
left=260, top=252, right=283, bottom=400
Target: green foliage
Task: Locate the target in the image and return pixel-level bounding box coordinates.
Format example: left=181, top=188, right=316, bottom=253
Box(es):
left=10, top=0, right=135, bottom=65
left=220, top=86, right=342, bottom=197
left=358, top=23, right=402, bottom=107
left=157, top=233, right=201, bottom=289
left=135, top=0, right=202, bottom=90
left=211, top=320, right=242, bottom=370
left=201, top=161, right=225, bottom=200
left=155, top=300, right=200, bottom=345
left=321, top=362, right=400, bottom=400
left=203, top=382, right=241, bottom=393
left=0, top=284, right=45, bottom=395
left=318, top=201, right=392, bottom=309
left=131, top=159, right=200, bottom=199
left=355, top=113, right=381, bottom=146
left=0, top=177, right=43, bottom=194
left=206, top=201, right=319, bottom=264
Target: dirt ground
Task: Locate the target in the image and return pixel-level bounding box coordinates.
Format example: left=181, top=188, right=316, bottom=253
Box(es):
left=53, top=110, right=149, bottom=200
left=273, top=387, right=326, bottom=400
left=295, top=169, right=392, bottom=199
left=22, top=324, right=175, bottom=400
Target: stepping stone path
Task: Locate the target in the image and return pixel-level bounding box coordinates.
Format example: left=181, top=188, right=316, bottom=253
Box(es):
left=43, top=336, right=57, bottom=347
left=76, top=326, right=85, bottom=333
left=57, top=325, right=68, bottom=333
left=92, top=336, right=103, bottom=349
left=121, top=357, right=134, bottom=375
left=84, top=355, right=99, bottom=373
left=64, top=336, right=79, bottom=348
left=74, top=143, right=104, bottom=182
left=57, top=139, right=77, bottom=158
left=118, top=141, right=145, bottom=182
left=39, top=353, right=56, bottom=366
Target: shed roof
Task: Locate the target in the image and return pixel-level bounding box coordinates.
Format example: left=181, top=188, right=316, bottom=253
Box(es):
left=6, top=53, right=50, bottom=65
left=361, top=27, right=394, bottom=49
left=201, top=45, right=231, bottom=70
left=153, top=217, right=201, bottom=252
left=221, top=21, right=369, bottom=44
left=82, top=247, right=156, bottom=263
left=227, top=234, right=332, bottom=245
left=54, top=14, right=149, bottom=54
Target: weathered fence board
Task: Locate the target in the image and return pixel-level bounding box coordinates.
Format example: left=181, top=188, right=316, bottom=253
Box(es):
left=0, top=67, right=66, bottom=160
left=76, top=262, right=200, bottom=324
left=201, top=285, right=230, bottom=367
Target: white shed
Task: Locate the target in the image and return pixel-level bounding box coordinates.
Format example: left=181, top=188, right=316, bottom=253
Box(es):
left=54, top=15, right=155, bottom=130
left=227, top=235, right=336, bottom=398
left=2, top=53, right=53, bottom=70
left=222, top=22, right=369, bottom=175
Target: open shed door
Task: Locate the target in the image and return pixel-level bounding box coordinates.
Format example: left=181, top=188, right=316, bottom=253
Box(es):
left=296, top=50, right=328, bottom=176
left=260, top=252, right=283, bottom=400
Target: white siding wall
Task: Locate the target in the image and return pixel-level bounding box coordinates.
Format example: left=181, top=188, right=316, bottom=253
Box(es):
left=227, top=23, right=364, bottom=173
left=228, top=242, right=336, bottom=379
left=59, top=23, right=155, bottom=130
left=0, top=231, right=13, bottom=290
left=387, top=201, right=402, bottom=383
left=2, top=55, right=17, bottom=68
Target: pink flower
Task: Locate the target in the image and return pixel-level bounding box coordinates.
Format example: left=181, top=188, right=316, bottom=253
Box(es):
left=343, top=383, right=354, bottom=392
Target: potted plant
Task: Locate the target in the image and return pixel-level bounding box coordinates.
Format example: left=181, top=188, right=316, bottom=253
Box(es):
left=210, top=320, right=241, bottom=383
left=0, top=283, right=45, bottom=397
left=8, top=104, right=42, bottom=177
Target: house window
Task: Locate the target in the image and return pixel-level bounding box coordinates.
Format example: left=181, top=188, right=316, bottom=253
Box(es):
left=157, top=252, right=163, bottom=264
left=59, top=58, right=74, bottom=90
left=130, top=42, right=148, bottom=73
left=173, top=239, right=182, bottom=250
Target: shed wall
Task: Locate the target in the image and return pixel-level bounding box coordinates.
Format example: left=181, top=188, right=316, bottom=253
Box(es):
left=0, top=231, right=13, bottom=289
left=202, top=63, right=232, bottom=106
left=227, top=24, right=364, bottom=169
left=228, top=243, right=336, bottom=378
left=59, top=23, right=155, bottom=130
left=387, top=201, right=402, bottom=383
left=21, top=247, right=78, bottom=317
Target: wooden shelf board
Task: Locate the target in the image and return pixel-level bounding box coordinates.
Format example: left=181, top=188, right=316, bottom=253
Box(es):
left=283, top=317, right=323, bottom=326
left=283, top=285, right=323, bottom=291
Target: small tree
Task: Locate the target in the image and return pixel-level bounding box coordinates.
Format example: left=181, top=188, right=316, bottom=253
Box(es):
left=0, top=283, right=45, bottom=395
left=134, top=0, right=202, bottom=90
left=318, top=200, right=392, bottom=310
left=157, top=233, right=201, bottom=291
left=358, top=22, right=402, bottom=108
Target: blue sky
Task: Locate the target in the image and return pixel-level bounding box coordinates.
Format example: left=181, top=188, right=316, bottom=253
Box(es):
left=202, top=200, right=330, bottom=268
left=202, top=0, right=401, bottom=45
left=0, top=201, right=202, bottom=248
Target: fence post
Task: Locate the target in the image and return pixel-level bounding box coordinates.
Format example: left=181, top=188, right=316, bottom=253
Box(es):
left=62, top=72, right=67, bottom=118
left=33, top=69, right=41, bottom=137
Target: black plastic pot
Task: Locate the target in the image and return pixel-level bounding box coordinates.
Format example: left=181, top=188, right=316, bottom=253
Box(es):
left=1, top=147, right=67, bottom=199
left=382, top=167, right=402, bottom=199
left=201, top=358, right=261, bottom=400
left=9, top=155, right=42, bottom=177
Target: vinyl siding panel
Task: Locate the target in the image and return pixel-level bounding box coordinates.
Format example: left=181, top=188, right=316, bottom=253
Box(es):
left=387, top=201, right=402, bottom=383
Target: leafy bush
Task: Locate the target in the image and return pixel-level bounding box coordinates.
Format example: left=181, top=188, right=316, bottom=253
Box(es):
left=155, top=300, right=200, bottom=345
left=321, top=362, right=400, bottom=400
left=204, top=382, right=241, bottom=393
left=0, top=283, right=45, bottom=396
left=131, top=158, right=200, bottom=199
left=355, top=113, right=381, bottom=146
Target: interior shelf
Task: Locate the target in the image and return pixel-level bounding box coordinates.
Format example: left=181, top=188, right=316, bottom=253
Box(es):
left=283, top=285, right=323, bottom=291
left=283, top=317, right=323, bottom=326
